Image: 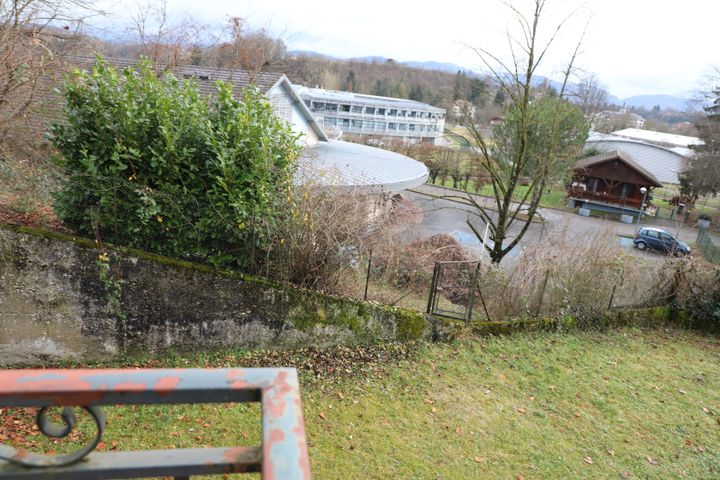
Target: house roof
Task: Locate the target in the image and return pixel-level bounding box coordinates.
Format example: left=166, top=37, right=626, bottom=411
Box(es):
left=60, top=55, right=283, bottom=93
left=574, top=150, right=663, bottom=188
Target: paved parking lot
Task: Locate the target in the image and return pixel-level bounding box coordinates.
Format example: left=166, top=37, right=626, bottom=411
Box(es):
left=402, top=184, right=711, bottom=262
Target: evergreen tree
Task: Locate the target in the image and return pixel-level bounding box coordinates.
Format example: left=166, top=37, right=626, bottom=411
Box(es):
left=493, top=88, right=505, bottom=107
left=345, top=69, right=356, bottom=92
left=468, top=77, right=487, bottom=105
left=683, top=88, right=720, bottom=197
left=409, top=84, right=424, bottom=101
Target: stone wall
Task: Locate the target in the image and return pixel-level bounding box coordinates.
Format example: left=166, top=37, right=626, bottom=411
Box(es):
left=0, top=226, right=426, bottom=366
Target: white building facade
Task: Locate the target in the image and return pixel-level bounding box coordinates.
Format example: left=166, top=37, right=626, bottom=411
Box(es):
left=294, top=86, right=446, bottom=144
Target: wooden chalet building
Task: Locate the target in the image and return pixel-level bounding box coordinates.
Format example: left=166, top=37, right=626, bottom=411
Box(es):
left=567, top=150, right=663, bottom=216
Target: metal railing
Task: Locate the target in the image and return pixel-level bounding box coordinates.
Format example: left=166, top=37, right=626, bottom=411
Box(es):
left=0, top=368, right=311, bottom=479
left=567, top=188, right=643, bottom=209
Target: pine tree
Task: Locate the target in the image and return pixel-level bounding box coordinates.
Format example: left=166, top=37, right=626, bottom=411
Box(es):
left=683, top=89, right=720, bottom=198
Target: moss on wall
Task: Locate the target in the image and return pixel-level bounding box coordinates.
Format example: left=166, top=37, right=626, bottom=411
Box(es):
left=432, top=306, right=677, bottom=340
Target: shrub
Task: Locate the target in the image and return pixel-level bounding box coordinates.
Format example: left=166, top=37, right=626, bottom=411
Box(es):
left=266, top=184, right=373, bottom=291
left=50, top=56, right=300, bottom=271
left=665, top=257, right=720, bottom=332
left=372, top=234, right=470, bottom=292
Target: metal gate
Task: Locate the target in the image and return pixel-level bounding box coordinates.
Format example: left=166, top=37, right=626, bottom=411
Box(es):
left=426, top=261, right=481, bottom=322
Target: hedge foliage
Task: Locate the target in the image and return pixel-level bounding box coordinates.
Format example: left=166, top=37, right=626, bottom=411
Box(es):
left=50, top=56, right=301, bottom=270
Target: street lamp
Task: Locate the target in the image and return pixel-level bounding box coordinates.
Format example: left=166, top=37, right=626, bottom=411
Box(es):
left=637, top=186, right=648, bottom=227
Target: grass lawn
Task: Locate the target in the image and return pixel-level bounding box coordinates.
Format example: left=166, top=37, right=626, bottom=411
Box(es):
left=430, top=178, right=569, bottom=210
left=3, top=328, right=720, bottom=479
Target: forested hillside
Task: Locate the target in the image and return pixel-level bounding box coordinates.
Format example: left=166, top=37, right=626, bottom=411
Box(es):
left=282, top=55, right=495, bottom=111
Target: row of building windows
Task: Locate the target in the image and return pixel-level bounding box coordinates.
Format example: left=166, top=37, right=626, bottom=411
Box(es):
left=323, top=116, right=437, bottom=133
left=307, top=101, right=444, bottom=120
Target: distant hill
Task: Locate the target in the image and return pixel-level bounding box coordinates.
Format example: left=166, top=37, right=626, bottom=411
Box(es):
left=619, top=94, right=699, bottom=112
left=286, top=50, right=702, bottom=113
left=289, top=51, right=473, bottom=75
left=401, top=60, right=472, bottom=74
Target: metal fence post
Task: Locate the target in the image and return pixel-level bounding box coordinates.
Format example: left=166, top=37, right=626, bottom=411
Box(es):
left=607, top=281, right=618, bottom=310
left=534, top=270, right=550, bottom=318
left=364, top=249, right=372, bottom=301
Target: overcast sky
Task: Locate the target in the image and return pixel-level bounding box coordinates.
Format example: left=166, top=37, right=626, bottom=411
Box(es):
left=93, top=0, right=720, bottom=99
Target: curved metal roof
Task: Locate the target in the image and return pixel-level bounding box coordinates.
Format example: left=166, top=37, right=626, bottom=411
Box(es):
left=298, top=140, right=429, bottom=193
left=586, top=133, right=688, bottom=184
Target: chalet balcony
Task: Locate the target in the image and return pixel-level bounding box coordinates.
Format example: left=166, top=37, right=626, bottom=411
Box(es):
left=567, top=187, right=643, bottom=210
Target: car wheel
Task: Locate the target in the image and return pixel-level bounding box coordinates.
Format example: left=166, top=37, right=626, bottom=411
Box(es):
left=636, top=241, right=647, bottom=250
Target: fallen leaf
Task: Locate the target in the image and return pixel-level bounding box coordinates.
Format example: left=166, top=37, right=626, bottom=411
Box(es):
left=473, top=456, right=484, bottom=463
left=607, top=449, right=615, bottom=456
left=703, top=407, right=711, bottom=415
left=646, top=456, right=658, bottom=465
left=318, top=412, right=327, bottom=421
left=584, top=456, right=593, bottom=465
left=679, top=389, right=687, bottom=395
left=620, top=471, right=632, bottom=478
left=431, top=407, right=437, bottom=414
left=455, top=427, right=462, bottom=434
left=517, top=407, right=526, bottom=414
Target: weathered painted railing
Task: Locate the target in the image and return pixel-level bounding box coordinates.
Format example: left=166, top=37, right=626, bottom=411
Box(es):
left=0, top=368, right=311, bottom=479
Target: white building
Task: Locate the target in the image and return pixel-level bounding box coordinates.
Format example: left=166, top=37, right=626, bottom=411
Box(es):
left=294, top=86, right=446, bottom=144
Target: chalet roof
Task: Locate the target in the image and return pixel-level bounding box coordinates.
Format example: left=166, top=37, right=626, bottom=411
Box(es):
left=574, top=150, right=663, bottom=188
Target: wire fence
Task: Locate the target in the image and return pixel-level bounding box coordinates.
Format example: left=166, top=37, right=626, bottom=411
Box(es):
left=697, top=228, right=720, bottom=265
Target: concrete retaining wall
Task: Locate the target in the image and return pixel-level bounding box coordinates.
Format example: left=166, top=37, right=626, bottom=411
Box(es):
left=0, top=226, right=426, bottom=366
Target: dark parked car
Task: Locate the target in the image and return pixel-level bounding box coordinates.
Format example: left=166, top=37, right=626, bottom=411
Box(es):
left=633, top=227, right=690, bottom=256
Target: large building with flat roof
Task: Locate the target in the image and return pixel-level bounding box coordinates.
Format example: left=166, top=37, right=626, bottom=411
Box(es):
left=294, top=86, right=446, bottom=144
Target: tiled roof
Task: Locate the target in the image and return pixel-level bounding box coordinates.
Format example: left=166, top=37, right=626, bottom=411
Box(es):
left=60, top=55, right=284, bottom=94
left=27, top=55, right=287, bottom=135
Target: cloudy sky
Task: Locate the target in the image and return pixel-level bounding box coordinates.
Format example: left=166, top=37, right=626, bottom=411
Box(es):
left=93, top=0, right=720, bottom=99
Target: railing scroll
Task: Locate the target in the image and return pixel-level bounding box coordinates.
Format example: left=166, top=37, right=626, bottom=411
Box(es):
left=0, top=367, right=311, bottom=480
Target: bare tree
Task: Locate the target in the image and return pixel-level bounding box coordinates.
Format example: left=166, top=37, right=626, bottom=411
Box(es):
left=571, top=73, right=609, bottom=126
left=127, top=0, right=206, bottom=68
left=448, top=0, right=590, bottom=263
left=207, top=16, right=287, bottom=78
left=0, top=0, right=97, bottom=144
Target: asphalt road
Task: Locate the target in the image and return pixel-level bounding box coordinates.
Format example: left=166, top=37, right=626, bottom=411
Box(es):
left=401, top=184, right=707, bottom=262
